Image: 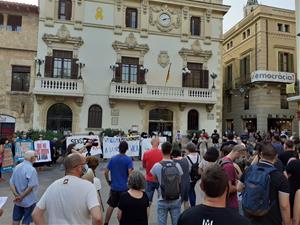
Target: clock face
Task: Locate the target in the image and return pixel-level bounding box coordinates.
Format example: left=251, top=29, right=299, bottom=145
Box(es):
left=159, top=13, right=171, bottom=27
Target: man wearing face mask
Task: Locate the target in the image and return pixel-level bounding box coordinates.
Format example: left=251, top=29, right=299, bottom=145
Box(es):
left=32, top=153, right=102, bottom=225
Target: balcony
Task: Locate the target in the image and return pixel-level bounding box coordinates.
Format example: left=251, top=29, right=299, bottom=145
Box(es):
left=33, top=77, right=84, bottom=97
left=109, top=82, right=217, bottom=104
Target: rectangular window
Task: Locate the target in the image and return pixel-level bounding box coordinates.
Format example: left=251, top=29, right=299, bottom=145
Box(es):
left=280, top=85, right=288, bottom=109
left=242, top=32, right=246, bottom=39
left=183, top=63, right=208, bottom=88
left=240, top=55, right=251, bottom=83
left=58, top=0, right=72, bottom=20
left=278, top=52, right=293, bottom=72
left=0, top=14, right=3, bottom=29
left=244, top=94, right=249, bottom=110
left=247, top=29, right=250, bottom=37
left=7, top=15, right=22, bottom=32
left=227, top=95, right=232, bottom=113
left=121, top=57, right=139, bottom=83
left=226, top=64, right=233, bottom=89
left=284, top=24, right=290, bottom=33
left=190, top=17, right=200, bottom=36
left=53, top=50, right=73, bottom=78
left=11, top=66, right=30, bottom=92
left=278, top=23, right=283, bottom=32
left=125, top=8, right=138, bottom=28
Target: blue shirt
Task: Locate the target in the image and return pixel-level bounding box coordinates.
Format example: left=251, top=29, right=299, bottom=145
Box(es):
left=107, top=154, right=133, bottom=191
left=10, top=160, right=39, bottom=207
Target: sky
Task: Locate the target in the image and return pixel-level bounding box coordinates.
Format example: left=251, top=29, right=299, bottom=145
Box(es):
left=3, top=0, right=296, bottom=33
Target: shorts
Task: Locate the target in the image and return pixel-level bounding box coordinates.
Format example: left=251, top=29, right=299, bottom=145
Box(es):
left=107, top=190, right=126, bottom=208
left=13, top=203, right=36, bottom=224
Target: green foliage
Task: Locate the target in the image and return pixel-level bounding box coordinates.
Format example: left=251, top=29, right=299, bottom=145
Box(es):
left=100, top=128, right=124, bottom=137
left=186, top=130, right=202, bottom=139
left=16, top=129, right=64, bottom=141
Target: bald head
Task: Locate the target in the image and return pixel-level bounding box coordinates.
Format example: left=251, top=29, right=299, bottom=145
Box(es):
left=64, top=153, right=85, bottom=174
left=151, top=136, right=159, bottom=148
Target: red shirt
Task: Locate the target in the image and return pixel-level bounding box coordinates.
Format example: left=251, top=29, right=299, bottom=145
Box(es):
left=143, top=148, right=163, bottom=182
left=222, top=156, right=238, bottom=209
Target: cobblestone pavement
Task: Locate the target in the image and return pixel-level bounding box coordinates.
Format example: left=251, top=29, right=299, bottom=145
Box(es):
left=0, top=160, right=203, bottom=225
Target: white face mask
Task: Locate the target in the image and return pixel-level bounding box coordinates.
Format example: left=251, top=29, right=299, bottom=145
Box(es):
left=81, top=164, right=89, bottom=177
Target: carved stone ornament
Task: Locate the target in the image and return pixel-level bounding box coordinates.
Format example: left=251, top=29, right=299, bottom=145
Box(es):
left=42, top=25, right=84, bottom=48
left=157, top=51, right=170, bottom=68
left=112, top=33, right=149, bottom=53
left=116, top=0, right=122, bottom=11
left=179, top=39, right=212, bottom=62
left=149, top=4, right=181, bottom=32
left=142, top=0, right=149, bottom=15
left=206, top=104, right=214, bottom=113
left=182, top=7, right=189, bottom=20
left=206, top=9, right=212, bottom=23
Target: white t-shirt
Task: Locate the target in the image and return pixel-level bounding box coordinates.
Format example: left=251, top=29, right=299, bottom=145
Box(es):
left=37, top=175, right=100, bottom=225
left=93, top=177, right=101, bottom=191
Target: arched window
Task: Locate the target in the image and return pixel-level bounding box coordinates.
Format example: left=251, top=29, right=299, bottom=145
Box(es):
left=188, top=109, right=199, bottom=130
left=58, top=0, right=72, bottom=20
left=47, top=103, right=72, bottom=132
left=88, top=105, right=102, bottom=128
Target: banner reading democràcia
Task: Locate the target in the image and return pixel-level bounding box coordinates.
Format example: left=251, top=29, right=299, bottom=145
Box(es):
left=15, top=138, right=34, bottom=162
left=1, top=143, right=14, bottom=173
left=66, top=135, right=102, bottom=156
left=34, top=140, right=52, bottom=163
left=102, top=136, right=140, bottom=158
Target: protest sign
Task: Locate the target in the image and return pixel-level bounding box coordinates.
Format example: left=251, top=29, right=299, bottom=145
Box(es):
left=102, top=136, right=140, bottom=158
left=34, top=140, right=52, bottom=163
left=15, top=138, right=34, bottom=162
left=1, top=143, right=14, bottom=173
left=66, top=135, right=102, bottom=156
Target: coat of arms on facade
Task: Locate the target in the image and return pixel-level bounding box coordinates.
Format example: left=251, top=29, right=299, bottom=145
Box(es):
left=157, top=51, right=170, bottom=68
left=125, top=33, right=137, bottom=49
left=57, top=24, right=70, bottom=41
left=95, top=7, right=104, bottom=20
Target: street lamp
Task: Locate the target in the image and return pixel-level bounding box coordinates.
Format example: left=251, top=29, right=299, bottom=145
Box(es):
left=210, top=72, right=217, bottom=89
left=140, top=66, right=149, bottom=73
left=110, top=64, right=119, bottom=81
left=76, top=61, right=85, bottom=79
left=35, top=58, right=44, bottom=77
left=182, top=67, right=191, bottom=74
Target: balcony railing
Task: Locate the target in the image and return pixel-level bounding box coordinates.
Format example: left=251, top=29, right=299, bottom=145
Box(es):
left=109, top=82, right=217, bottom=104
left=33, top=77, right=84, bottom=97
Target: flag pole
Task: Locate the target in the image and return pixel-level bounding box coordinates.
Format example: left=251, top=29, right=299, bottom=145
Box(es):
left=165, top=63, right=172, bottom=86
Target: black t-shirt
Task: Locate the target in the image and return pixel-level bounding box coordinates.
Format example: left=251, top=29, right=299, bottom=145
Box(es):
left=278, top=151, right=299, bottom=167
left=240, top=161, right=290, bottom=225
left=177, top=204, right=251, bottom=225
left=286, top=159, right=300, bottom=217
left=118, top=191, right=149, bottom=225
left=211, top=133, right=220, bottom=144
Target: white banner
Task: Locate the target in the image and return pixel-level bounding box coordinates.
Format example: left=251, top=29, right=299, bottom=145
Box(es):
left=251, top=70, right=295, bottom=83
left=34, top=140, right=51, bottom=163
left=66, top=135, right=102, bottom=156
left=102, top=137, right=140, bottom=158
left=141, top=137, right=166, bottom=159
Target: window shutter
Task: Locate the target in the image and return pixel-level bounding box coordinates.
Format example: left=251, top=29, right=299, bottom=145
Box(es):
left=44, top=56, right=53, bottom=77
left=65, top=0, right=72, bottom=20
left=246, top=55, right=250, bottom=79
left=240, top=59, right=244, bottom=80
left=137, top=65, right=146, bottom=84
left=288, top=54, right=294, bottom=72
left=115, top=63, right=122, bottom=82
left=203, top=69, right=209, bottom=88
left=278, top=52, right=283, bottom=71
left=71, top=58, right=78, bottom=79
left=125, top=9, right=130, bottom=27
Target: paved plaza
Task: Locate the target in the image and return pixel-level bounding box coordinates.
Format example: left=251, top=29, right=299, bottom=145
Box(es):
left=0, top=160, right=203, bottom=225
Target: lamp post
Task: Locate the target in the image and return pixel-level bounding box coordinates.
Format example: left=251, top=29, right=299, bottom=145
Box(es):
left=210, top=72, right=217, bottom=89
left=35, top=58, right=44, bottom=77
left=76, top=61, right=85, bottom=79
left=110, top=64, right=119, bottom=81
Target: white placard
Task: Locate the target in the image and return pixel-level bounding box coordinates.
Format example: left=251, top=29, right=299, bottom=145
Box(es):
left=34, top=140, right=52, bottom=163
left=66, top=136, right=102, bottom=156
left=102, top=137, right=140, bottom=158
left=251, top=70, right=295, bottom=83
left=0, top=197, right=8, bottom=208
left=141, top=137, right=166, bottom=159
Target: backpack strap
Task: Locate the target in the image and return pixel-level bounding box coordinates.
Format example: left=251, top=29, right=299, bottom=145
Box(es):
left=187, top=155, right=197, bottom=165
left=219, top=159, right=232, bottom=167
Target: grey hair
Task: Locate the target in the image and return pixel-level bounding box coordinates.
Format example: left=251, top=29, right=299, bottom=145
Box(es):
left=128, top=171, right=146, bottom=190
left=186, top=142, right=196, bottom=152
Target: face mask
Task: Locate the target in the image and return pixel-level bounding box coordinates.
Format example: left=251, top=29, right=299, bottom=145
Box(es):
left=81, top=164, right=89, bottom=177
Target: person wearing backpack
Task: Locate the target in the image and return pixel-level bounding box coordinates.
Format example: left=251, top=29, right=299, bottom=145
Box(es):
left=238, top=143, right=291, bottom=225
left=150, top=142, right=183, bottom=225
left=185, top=142, right=201, bottom=207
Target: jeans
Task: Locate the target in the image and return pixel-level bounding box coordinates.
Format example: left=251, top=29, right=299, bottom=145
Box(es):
left=146, top=181, right=159, bottom=202
left=157, top=199, right=181, bottom=225
left=189, top=181, right=197, bottom=207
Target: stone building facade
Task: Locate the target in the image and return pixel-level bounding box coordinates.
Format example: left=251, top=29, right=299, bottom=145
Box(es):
left=33, top=0, right=229, bottom=139
left=223, top=1, right=298, bottom=135
left=0, top=2, right=38, bottom=138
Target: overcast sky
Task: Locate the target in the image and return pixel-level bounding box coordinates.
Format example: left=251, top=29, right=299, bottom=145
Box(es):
left=3, top=0, right=296, bottom=33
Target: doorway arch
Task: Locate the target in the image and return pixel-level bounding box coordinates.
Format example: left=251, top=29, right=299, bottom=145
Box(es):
left=187, top=109, right=199, bottom=130
left=46, top=103, right=72, bottom=131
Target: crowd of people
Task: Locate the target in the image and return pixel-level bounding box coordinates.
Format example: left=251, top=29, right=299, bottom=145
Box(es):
left=1, top=129, right=300, bottom=225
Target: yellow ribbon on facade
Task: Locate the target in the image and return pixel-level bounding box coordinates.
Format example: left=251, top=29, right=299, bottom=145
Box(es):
left=95, top=7, right=104, bottom=20
left=286, top=82, right=295, bottom=94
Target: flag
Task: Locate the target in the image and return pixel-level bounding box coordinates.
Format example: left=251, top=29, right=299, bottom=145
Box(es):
left=286, top=82, right=295, bottom=94
left=165, top=63, right=171, bottom=85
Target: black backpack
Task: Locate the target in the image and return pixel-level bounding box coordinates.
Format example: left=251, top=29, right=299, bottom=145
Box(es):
left=187, top=155, right=201, bottom=182
left=160, top=161, right=181, bottom=200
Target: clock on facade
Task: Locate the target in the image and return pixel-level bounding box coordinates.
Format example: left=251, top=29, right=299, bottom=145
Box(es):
left=159, top=13, right=171, bottom=27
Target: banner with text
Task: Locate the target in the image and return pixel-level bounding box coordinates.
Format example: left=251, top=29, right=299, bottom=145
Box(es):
left=1, top=144, right=14, bottom=173
left=102, top=137, right=140, bottom=158
left=34, top=140, right=52, bottom=163
left=251, top=70, right=295, bottom=83
left=66, top=135, right=102, bottom=156
left=15, top=139, right=34, bottom=162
